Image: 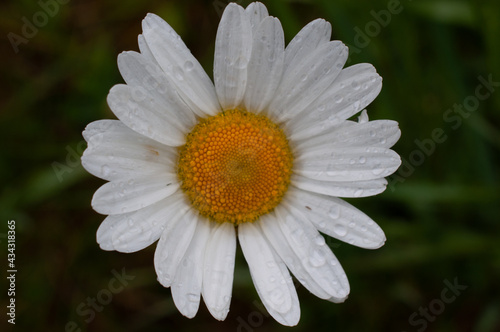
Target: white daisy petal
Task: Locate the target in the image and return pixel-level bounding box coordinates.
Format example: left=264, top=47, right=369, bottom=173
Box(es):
left=244, top=16, right=285, bottom=113
left=214, top=3, right=253, bottom=110
left=95, top=215, right=116, bottom=251
left=239, top=222, right=300, bottom=326
left=245, top=2, right=269, bottom=33
left=154, top=207, right=199, bottom=288
left=91, top=173, right=179, bottom=215
left=82, top=120, right=177, bottom=181
left=294, top=119, right=401, bottom=151
left=358, top=109, right=369, bottom=124
left=96, top=192, right=187, bottom=253
left=82, top=119, right=117, bottom=142
left=292, top=174, right=388, bottom=198
left=269, top=41, right=348, bottom=122
left=137, top=34, right=157, bottom=64
left=171, top=218, right=212, bottom=318
left=117, top=51, right=197, bottom=129
left=202, top=222, right=236, bottom=321
left=107, top=84, right=187, bottom=146
left=287, top=188, right=386, bottom=249
left=284, top=18, right=332, bottom=72
left=268, top=204, right=350, bottom=301
left=142, top=13, right=220, bottom=116
left=288, top=63, right=383, bottom=140
left=295, top=146, right=401, bottom=182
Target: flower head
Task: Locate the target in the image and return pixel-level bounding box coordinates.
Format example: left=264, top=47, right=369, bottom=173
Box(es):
left=82, top=2, right=401, bottom=326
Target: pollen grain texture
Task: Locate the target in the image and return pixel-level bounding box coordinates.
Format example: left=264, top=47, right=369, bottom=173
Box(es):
left=177, top=109, right=293, bottom=224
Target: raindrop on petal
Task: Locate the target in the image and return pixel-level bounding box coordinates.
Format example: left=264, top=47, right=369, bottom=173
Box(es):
left=329, top=206, right=340, bottom=219
left=334, top=224, right=347, bottom=237
left=184, top=61, right=194, bottom=72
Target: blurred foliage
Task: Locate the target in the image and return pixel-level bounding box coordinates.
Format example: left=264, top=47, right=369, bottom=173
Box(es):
left=1, top=0, right=499, bottom=331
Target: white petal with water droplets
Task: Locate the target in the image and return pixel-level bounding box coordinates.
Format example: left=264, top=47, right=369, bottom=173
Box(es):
left=82, top=120, right=177, bottom=181
left=92, top=173, right=179, bottom=215
left=294, top=119, right=401, bottom=151
left=117, top=51, right=197, bottom=128
left=288, top=63, right=382, bottom=140
left=287, top=188, right=386, bottom=249
left=275, top=203, right=350, bottom=301
left=292, top=174, right=388, bottom=198
left=259, top=207, right=349, bottom=301
left=137, top=34, right=157, bottom=65
left=202, top=222, right=236, bottom=321
left=245, top=2, right=269, bottom=33
left=95, top=216, right=116, bottom=251
left=269, top=41, right=348, bottom=122
left=244, top=16, right=285, bottom=113
left=142, top=13, right=220, bottom=116
left=154, top=208, right=199, bottom=288
left=107, top=84, right=187, bottom=146
left=96, top=192, right=187, bottom=253
left=295, top=146, right=401, bottom=182
left=171, top=218, right=212, bottom=318
left=214, top=3, right=253, bottom=110
left=239, top=222, right=300, bottom=326
left=284, top=19, right=331, bottom=72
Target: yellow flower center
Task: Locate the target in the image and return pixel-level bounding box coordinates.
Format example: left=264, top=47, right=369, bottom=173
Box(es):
left=177, top=109, right=293, bottom=224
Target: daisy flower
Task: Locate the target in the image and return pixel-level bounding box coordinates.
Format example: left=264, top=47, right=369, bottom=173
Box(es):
left=82, top=2, right=401, bottom=326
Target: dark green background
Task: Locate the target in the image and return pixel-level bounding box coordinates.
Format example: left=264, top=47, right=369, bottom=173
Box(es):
left=1, top=0, right=499, bottom=331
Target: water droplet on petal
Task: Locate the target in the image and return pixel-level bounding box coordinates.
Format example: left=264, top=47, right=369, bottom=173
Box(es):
left=187, top=293, right=199, bottom=302
left=234, top=56, right=248, bottom=69
left=329, top=206, right=340, bottom=219
left=184, top=61, right=194, bottom=72
left=333, top=224, right=347, bottom=237
left=326, top=170, right=336, bottom=176
left=269, top=289, right=285, bottom=305
left=315, top=235, right=326, bottom=246
left=309, top=249, right=326, bottom=267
